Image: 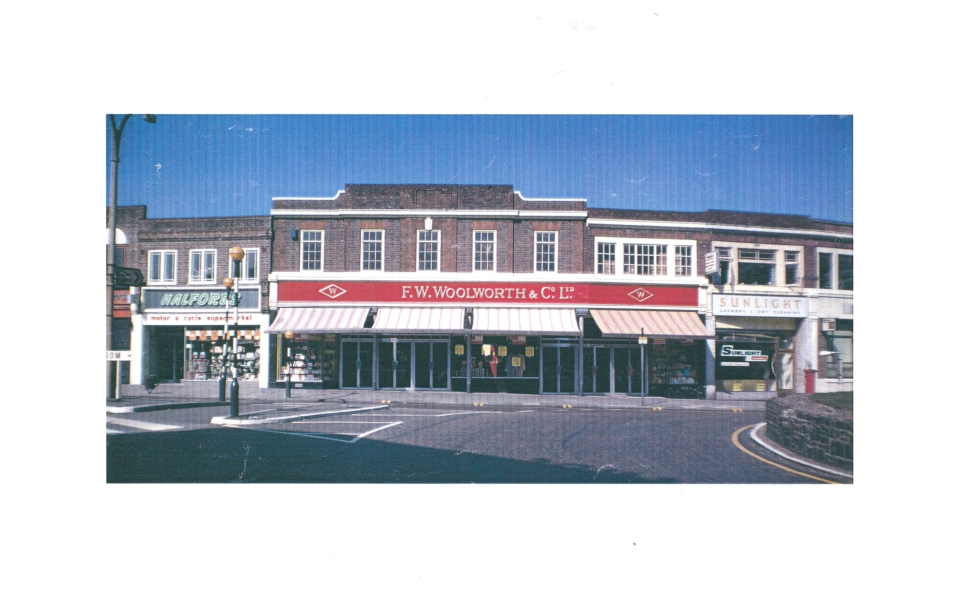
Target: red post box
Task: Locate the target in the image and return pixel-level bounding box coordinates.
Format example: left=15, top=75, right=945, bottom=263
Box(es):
left=804, top=369, right=817, bottom=394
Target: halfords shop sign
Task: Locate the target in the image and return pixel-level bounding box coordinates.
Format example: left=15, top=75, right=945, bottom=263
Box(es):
left=278, top=281, right=699, bottom=307
left=141, top=288, right=260, bottom=311
left=712, top=294, right=808, bottom=318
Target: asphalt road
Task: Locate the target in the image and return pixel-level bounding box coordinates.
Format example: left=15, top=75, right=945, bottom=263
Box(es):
left=106, top=405, right=827, bottom=483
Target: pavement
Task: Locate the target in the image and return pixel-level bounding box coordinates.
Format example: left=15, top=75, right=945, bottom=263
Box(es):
left=107, top=387, right=766, bottom=414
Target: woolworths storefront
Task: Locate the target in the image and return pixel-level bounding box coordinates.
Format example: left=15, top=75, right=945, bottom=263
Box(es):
left=129, top=286, right=271, bottom=388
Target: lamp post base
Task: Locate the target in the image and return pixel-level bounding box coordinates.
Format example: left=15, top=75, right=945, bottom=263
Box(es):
left=229, top=379, right=240, bottom=418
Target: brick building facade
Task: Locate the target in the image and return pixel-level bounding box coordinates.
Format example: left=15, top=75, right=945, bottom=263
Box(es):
left=111, top=184, right=853, bottom=399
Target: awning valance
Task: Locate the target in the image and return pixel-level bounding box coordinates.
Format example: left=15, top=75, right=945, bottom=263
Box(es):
left=266, top=307, right=369, bottom=333
left=472, top=308, right=580, bottom=335
left=590, top=310, right=711, bottom=339
left=372, top=307, right=466, bottom=333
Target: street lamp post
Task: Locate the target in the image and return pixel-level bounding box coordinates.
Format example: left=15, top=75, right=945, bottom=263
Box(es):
left=284, top=330, right=294, bottom=397
left=227, top=247, right=246, bottom=418
left=107, top=114, right=156, bottom=401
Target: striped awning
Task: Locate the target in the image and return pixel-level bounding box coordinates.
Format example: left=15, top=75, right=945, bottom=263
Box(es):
left=590, top=310, right=711, bottom=339
left=372, top=307, right=466, bottom=332
left=266, top=307, right=369, bottom=333
left=472, top=308, right=580, bottom=335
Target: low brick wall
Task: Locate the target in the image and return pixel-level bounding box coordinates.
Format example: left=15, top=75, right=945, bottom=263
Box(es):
left=766, top=397, right=853, bottom=472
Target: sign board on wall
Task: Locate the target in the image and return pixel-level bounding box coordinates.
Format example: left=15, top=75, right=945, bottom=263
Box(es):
left=278, top=281, right=700, bottom=308
left=141, top=287, right=261, bottom=311
left=704, top=252, right=718, bottom=275
left=715, top=341, right=774, bottom=379
left=144, top=313, right=258, bottom=325
left=712, top=294, right=808, bottom=318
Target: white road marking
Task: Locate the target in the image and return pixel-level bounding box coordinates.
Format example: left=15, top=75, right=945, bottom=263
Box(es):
left=243, top=421, right=404, bottom=444
left=106, top=417, right=180, bottom=431
left=106, top=428, right=124, bottom=435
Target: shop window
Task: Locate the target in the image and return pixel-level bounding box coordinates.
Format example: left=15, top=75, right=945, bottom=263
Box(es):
left=417, top=230, right=440, bottom=271
left=838, top=254, right=853, bottom=290
left=474, top=231, right=496, bottom=271
left=596, top=242, right=616, bottom=274
left=819, top=252, right=833, bottom=289
left=824, top=320, right=853, bottom=378
left=362, top=230, right=383, bottom=271
left=675, top=245, right=693, bottom=276
left=535, top=232, right=557, bottom=272
left=190, top=250, right=216, bottom=283
left=300, top=230, right=324, bottom=271
left=785, top=251, right=800, bottom=285
left=148, top=250, right=176, bottom=284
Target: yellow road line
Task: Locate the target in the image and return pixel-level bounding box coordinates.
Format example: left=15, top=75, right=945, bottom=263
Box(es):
left=731, top=424, right=839, bottom=484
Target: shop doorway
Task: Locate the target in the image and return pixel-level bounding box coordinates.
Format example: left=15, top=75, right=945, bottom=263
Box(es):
left=583, top=346, right=644, bottom=394
left=378, top=339, right=412, bottom=389
left=154, top=327, right=185, bottom=383
left=414, top=341, right=449, bottom=390
left=542, top=344, right=577, bottom=394
left=341, top=339, right=374, bottom=388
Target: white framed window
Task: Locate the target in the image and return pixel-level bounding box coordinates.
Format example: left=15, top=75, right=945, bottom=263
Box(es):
left=148, top=250, right=177, bottom=284
left=189, top=250, right=216, bottom=283
left=818, top=249, right=853, bottom=291
left=535, top=231, right=557, bottom=272
left=417, top=230, right=440, bottom=271
left=596, top=242, right=616, bottom=274
left=784, top=251, right=800, bottom=285
left=675, top=245, right=693, bottom=276
left=300, top=230, right=324, bottom=271
left=596, top=237, right=697, bottom=278
left=362, top=230, right=384, bottom=271
left=625, top=244, right=667, bottom=275
left=238, top=248, right=259, bottom=281
left=717, top=247, right=732, bottom=284
left=473, top=230, right=496, bottom=272
left=737, top=248, right=776, bottom=286
left=711, top=243, right=803, bottom=286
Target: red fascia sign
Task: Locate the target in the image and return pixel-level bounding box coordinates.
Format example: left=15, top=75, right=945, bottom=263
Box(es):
left=278, top=281, right=699, bottom=307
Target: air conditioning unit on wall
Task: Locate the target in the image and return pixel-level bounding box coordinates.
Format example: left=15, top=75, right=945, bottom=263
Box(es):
left=821, top=319, right=836, bottom=331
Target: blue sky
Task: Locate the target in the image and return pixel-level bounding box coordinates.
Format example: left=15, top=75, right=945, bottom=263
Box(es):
left=107, top=115, right=852, bottom=223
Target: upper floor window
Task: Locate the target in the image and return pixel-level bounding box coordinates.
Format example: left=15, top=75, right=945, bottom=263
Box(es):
left=148, top=250, right=176, bottom=284
left=238, top=248, right=259, bottom=281
left=785, top=251, right=800, bottom=285
left=737, top=248, right=776, bottom=286
left=597, top=237, right=697, bottom=278
left=596, top=242, right=616, bottom=274
left=819, top=250, right=853, bottom=291
left=717, top=248, right=732, bottom=284
left=418, top=230, right=440, bottom=271
left=362, top=230, right=383, bottom=271
left=535, top=231, right=557, bottom=272
left=300, top=230, right=324, bottom=271
left=675, top=245, right=693, bottom=276
left=712, top=244, right=802, bottom=286
left=625, top=244, right=667, bottom=276
left=189, top=250, right=216, bottom=283
left=474, top=231, right=496, bottom=272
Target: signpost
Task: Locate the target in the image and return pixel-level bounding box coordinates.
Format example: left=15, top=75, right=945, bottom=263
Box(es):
left=112, top=267, right=145, bottom=288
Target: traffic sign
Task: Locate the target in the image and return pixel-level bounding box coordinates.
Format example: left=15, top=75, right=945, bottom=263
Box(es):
left=113, top=267, right=145, bottom=288
left=637, top=336, right=648, bottom=344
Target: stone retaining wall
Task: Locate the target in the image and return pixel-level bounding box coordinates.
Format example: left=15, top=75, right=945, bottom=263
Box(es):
left=765, top=397, right=853, bottom=472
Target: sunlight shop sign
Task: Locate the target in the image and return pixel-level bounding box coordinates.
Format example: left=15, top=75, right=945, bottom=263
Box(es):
left=141, top=287, right=260, bottom=311
left=712, top=294, right=808, bottom=318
